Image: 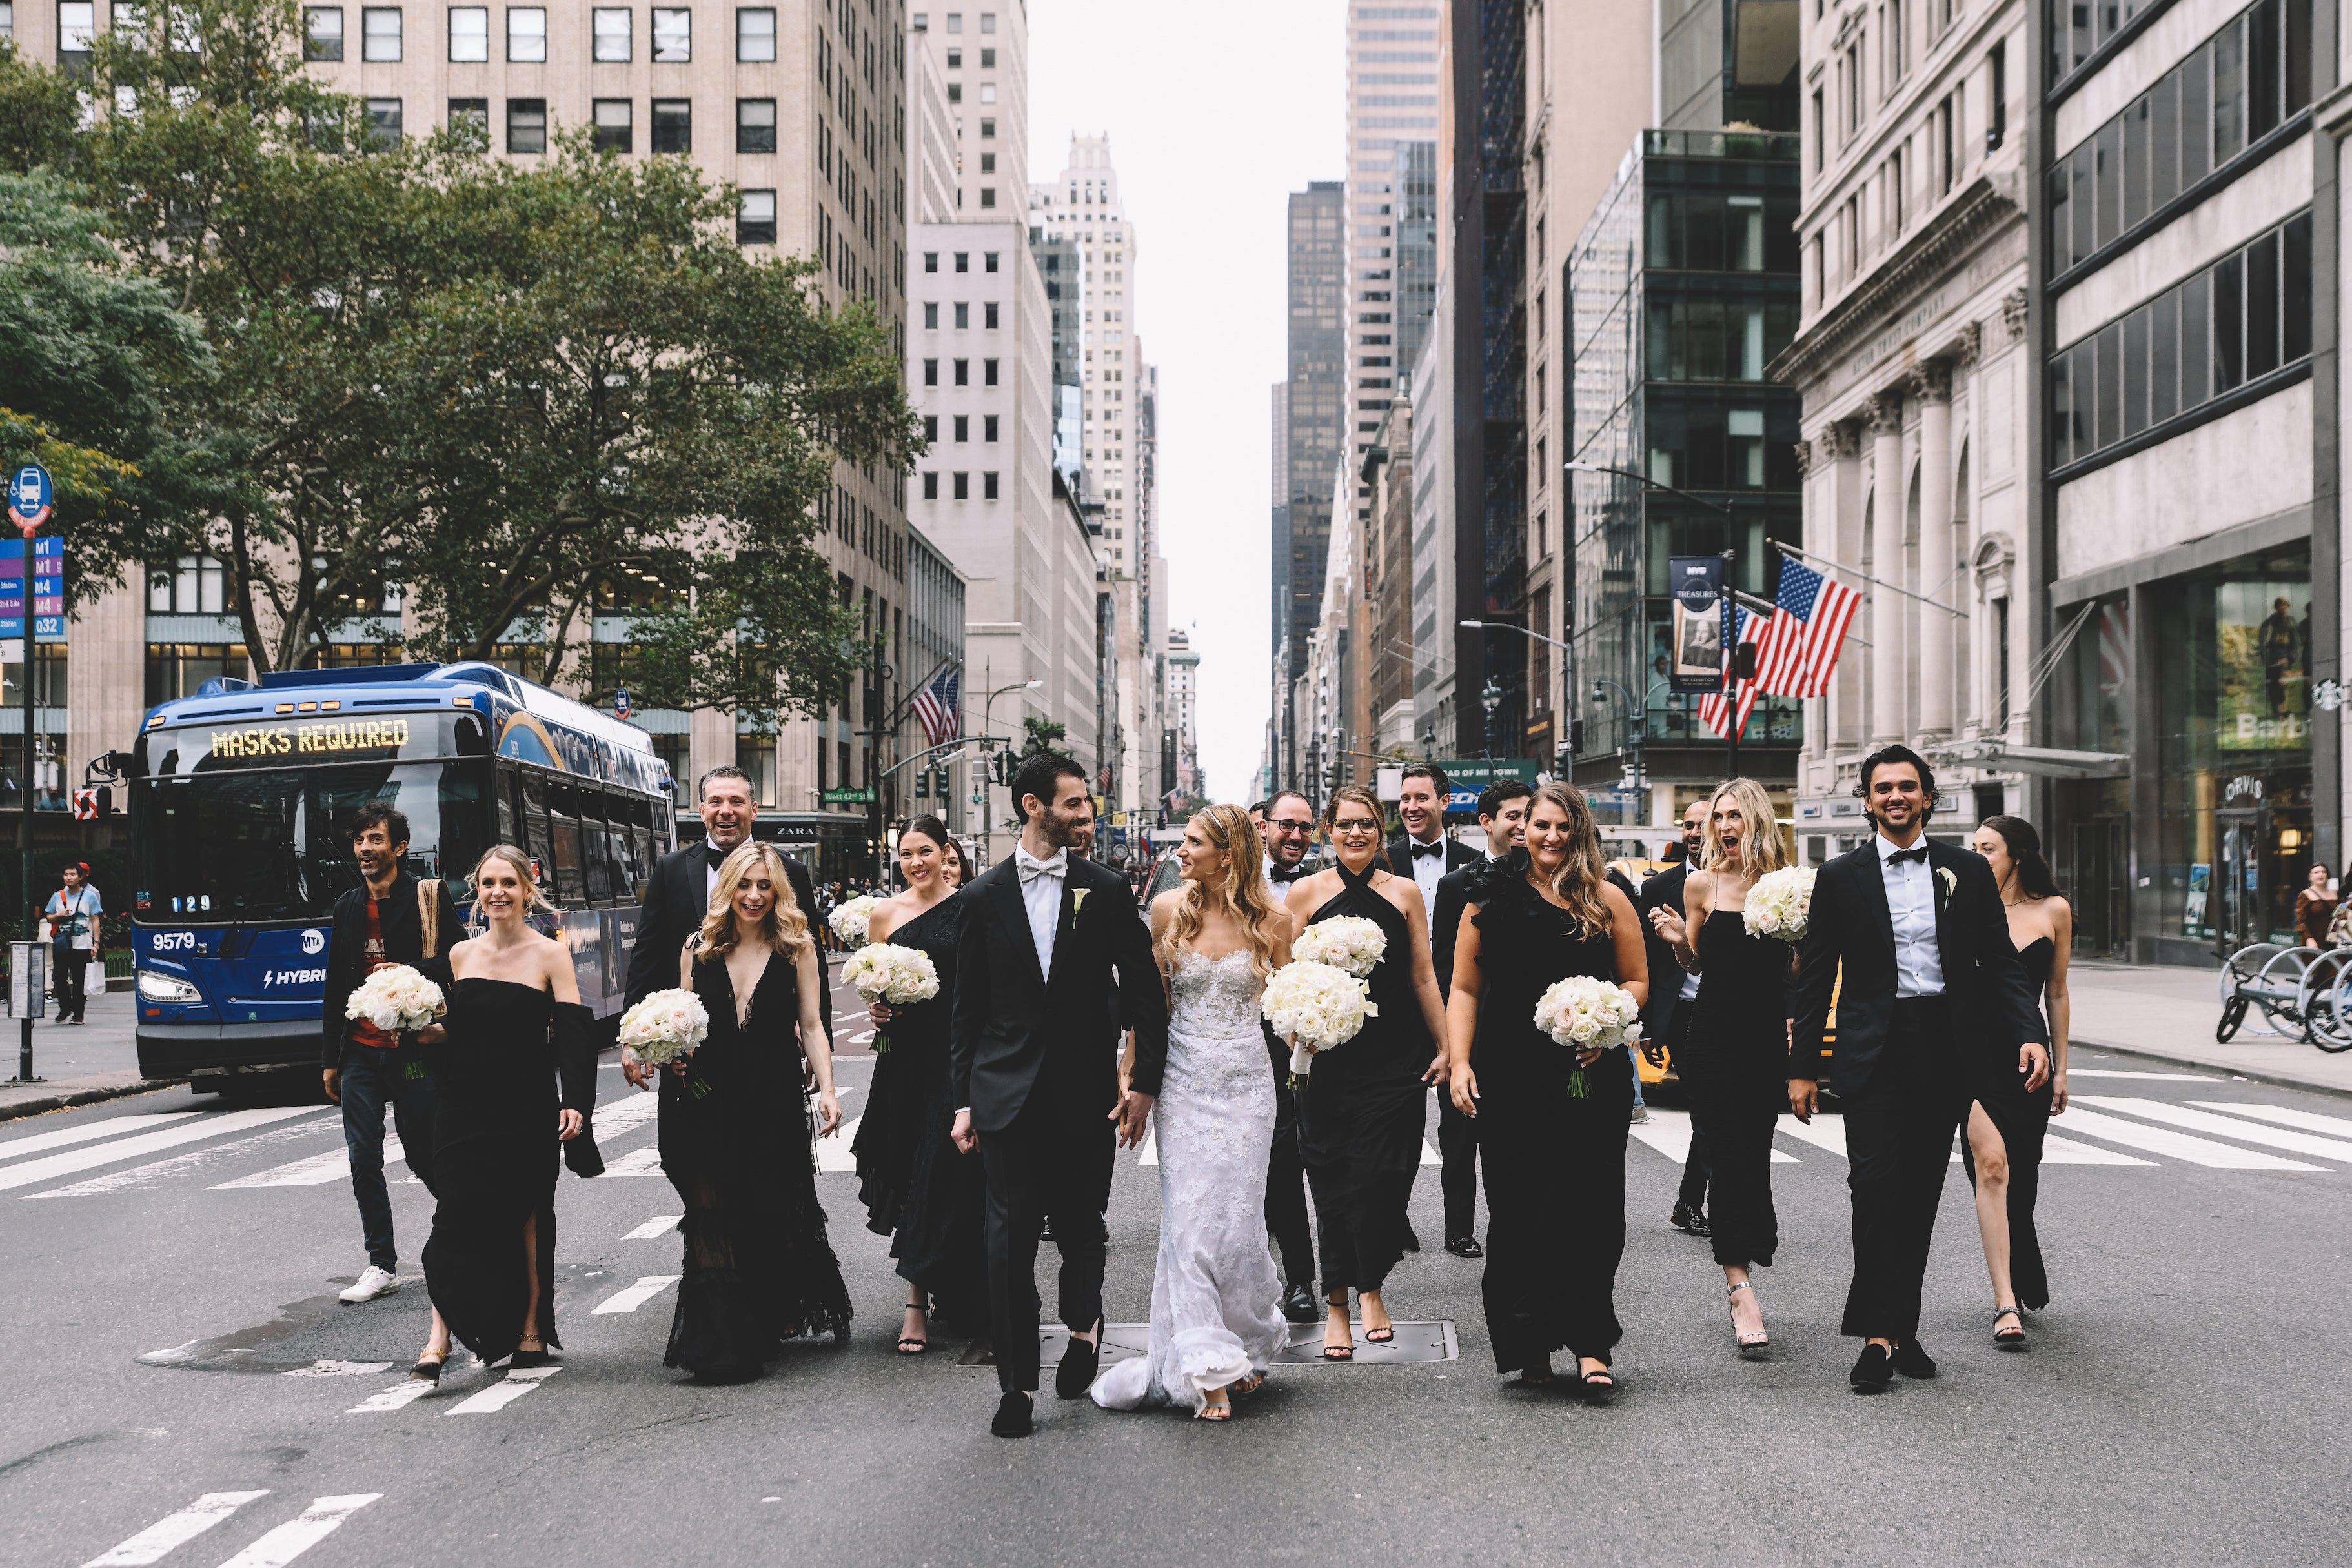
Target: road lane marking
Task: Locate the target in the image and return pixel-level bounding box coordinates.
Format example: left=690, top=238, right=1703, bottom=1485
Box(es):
left=591, top=1274, right=681, bottom=1314
left=0, top=1112, right=202, bottom=1164
left=2039, top=1132, right=2154, bottom=1165
left=28, top=1116, right=341, bottom=1198
left=211, top=1494, right=380, bottom=1567
left=2070, top=1069, right=2218, bottom=1080
left=82, top=1491, right=270, bottom=1566
left=0, top=1108, right=319, bottom=1194
left=212, top=1138, right=405, bottom=1190
left=2053, top=1107, right=2322, bottom=1169
left=446, top=1367, right=561, bottom=1414
left=1419, top=1138, right=1441, bottom=1167
left=594, top=1092, right=662, bottom=1132
left=815, top=1118, right=859, bottom=1172
left=623, top=1214, right=682, bottom=1239
left=2191, top=1101, right=2352, bottom=1140
left=283, top=1360, right=392, bottom=1378
left=603, top=1146, right=665, bottom=1177
left=2079, top=1096, right=2352, bottom=1162
left=1630, top=1107, right=1799, bottom=1164
left=346, top=1380, right=437, bottom=1414
left=1774, top=1114, right=1963, bottom=1163
left=1135, top=1128, right=1157, bottom=1167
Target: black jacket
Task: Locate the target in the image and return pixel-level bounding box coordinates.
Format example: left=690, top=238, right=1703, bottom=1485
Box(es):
left=1431, top=849, right=1523, bottom=1001
left=1386, top=830, right=1481, bottom=884
left=1635, top=861, right=1693, bottom=1045
left=1791, top=838, right=2047, bottom=1101
left=324, top=872, right=463, bottom=1067
left=950, top=853, right=1168, bottom=1134
left=625, top=843, right=831, bottom=1042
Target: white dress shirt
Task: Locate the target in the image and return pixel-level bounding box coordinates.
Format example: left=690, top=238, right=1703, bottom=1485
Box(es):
left=1403, top=832, right=1446, bottom=918
left=1876, top=833, right=1947, bottom=997
left=1015, top=846, right=1066, bottom=978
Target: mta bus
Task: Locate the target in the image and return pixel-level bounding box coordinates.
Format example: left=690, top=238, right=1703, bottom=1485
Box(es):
left=129, top=662, right=676, bottom=1091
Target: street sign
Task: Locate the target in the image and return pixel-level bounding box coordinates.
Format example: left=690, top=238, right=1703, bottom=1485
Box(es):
left=1430, top=757, right=1539, bottom=813
left=613, top=685, right=631, bottom=720
left=8, top=942, right=45, bottom=1020
left=820, top=787, right=875, bottom=805
left=71, top=787, right=96, bottom=820
left=7, top=464, right=51, bottom=531
left=0, top=538, right=63, bottom=641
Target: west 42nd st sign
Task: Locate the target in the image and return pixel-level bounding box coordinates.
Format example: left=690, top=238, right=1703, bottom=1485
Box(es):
left=821, top=787, right=875, bottom=805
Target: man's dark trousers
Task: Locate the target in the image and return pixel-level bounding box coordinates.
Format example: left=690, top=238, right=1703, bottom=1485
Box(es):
left=1839, top=998, right=1969, bottom=1341
left=340, top=1043, right=440, bottom=1272
left=1264, top=1027, right=1315, bottom=1289
left=52, top=941, right=85, bottom=1022
left=980, top=1085, right=1116, bottom=1396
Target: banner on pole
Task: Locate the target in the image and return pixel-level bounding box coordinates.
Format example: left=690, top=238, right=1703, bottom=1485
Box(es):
left=1667, top=556, right=1726, bottom=694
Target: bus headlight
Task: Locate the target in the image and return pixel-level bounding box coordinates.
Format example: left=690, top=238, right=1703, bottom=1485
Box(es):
left=136, top=970, right=203, bottom=1003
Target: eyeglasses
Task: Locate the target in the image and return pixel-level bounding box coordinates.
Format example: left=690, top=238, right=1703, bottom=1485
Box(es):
left=1332, top=818, right=1381, bottom=833
left=1266, top=818, right=1313, bottom=833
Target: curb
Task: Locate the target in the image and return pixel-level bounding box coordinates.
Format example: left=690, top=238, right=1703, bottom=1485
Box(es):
left=2072, top=1035, right=2352, bottom=1104
left=0, top=1076, right=183, bottom=1122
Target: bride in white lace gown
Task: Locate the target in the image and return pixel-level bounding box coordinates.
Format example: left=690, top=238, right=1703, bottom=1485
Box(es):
left=1095, top=806, right=1293, bottom=1420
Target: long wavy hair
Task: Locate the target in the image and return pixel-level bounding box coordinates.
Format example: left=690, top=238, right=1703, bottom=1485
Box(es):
left=1981, top=814, right=2060, bottom=901
left=1162, top=805, right=1288, bottom=981
left=1525, top=783, right=1616, bottom=939
left=1703, top=777, right=1792, bottom=885
left=695, top=841, right=814, bottom=962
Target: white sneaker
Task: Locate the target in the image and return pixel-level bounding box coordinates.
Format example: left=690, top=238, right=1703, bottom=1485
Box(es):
left=1628, top=1104, right=1651, bottom=1125
left=339, top=1265, right=401, bottom=1303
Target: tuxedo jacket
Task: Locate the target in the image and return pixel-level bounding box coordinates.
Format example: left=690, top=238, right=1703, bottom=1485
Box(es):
left=1385, top=830, right=1481, bottom=881
left=1790, top=837, right=2045, bottom=1101
left=625, top=843, right=831, bottom=1043
left=1634, top=861, right=1693, bottom=1045
left=949, top=854, right=1169, bottom=1134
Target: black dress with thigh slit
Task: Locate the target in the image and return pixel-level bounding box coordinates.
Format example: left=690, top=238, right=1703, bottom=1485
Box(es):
left=1681, top=910, right=1790, bottom=1271
left=1962, top=936, right=2056, bottom=1310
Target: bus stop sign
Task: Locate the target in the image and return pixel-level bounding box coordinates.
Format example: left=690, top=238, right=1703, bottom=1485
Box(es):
left=8, top=464, right=52, bottom=531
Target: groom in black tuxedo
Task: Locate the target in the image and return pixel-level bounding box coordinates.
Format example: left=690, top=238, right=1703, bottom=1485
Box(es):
left=1257, top=790, right=1321, bottom=1322
left=951, top=753, right=1167, bottom=1437
left=1790, top=745, right=2047, bottom=1392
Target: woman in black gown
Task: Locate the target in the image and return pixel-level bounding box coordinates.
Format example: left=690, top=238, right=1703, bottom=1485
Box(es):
left=1964, top=815, right=2073, bottom=1346
left=654, top=841, right=853, bottom=1383
left=853, top=816, right=986, bottom=1354
left=1661, top=778, right=1795, bottom=1355
left=1281, top=784, right=1450, bottom=1360
left=411, top=847, right=598, bottom=1381
left=1445, top=783, right=1648, bottom=1398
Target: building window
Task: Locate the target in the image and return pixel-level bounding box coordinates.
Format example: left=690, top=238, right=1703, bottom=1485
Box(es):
left=303, top=5, right=342, bottom=60
left=365, top=97, right=403, bottom=143
left=505, top=5, right=542, bottom=61
left=734, top=735, right=777, bottom=806
left=984, top=414, right=998, bottom=441
left=923, top=251, right=938, bottom=272
left=979, top=186, right=996, bottom=208
left=979, top=116, right=994, bottom=138
left=592, top=98, right=631, bottom=153
left=592, top=5, right=628, bottom=61
left=983, top=471, right=999, bottom=499
left=922, top=301, right=938, bottom=328
left=651, top=5, right=687, bottom=60
left=736, top=188, right=776, bottom=244
left=953, top=251, right=969, bottom=272
left=951, top=414, right=968, bottom=441
left=983, top=358, right=999, bottom=386
left=922, top=357, right=938, bottom=385
left=922, top=472, right=939, bottom=499
left=507, top=97, right=545, bottom=153
left=360, top=5, right=400, bottom=59
left=148, top=554, right=231, bottom=614
left=651, top=98, right=690, bottom=153
left=952, top=301, right=968, bottom=328
left=922, top=415, right=938, bottom=441
left=145, top=644, right=250, bottom=707
left=447, top=97, right=487, bottom=139
left=979, top=81, right=995, bottom=103
left=981, top=300, right=997, bottom=328
left=1988, top=40, right=2006, bottom=150
left=945, top=8, right=960, bottom=30
left=946, top=81, right=961, bottom=105
left=984, top=251, right=999, bottom=272
left=736, top=5, right=773, bottom=60
left=447, top=5, right=485, bottom=60
left=1810, top=87, right=1822, bottom=170
left=953, top=359, right=968, bottom=385
left=736, top=97, right=775, bottom=152
left=953, top=472, right=969, bottom=499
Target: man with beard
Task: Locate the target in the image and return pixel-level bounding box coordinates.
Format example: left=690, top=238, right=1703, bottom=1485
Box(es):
left=1259, top=789, right=1321, bottom=1322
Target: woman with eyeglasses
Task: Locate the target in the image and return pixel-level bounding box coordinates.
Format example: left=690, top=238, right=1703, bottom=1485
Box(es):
left=1444, top=784, right=1648, bottom=1398
left=1281, top=785, right=1451, bottom=1362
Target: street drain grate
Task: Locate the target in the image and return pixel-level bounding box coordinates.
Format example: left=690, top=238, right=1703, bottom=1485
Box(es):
left=957, top=1320, right=1457, bottom=1367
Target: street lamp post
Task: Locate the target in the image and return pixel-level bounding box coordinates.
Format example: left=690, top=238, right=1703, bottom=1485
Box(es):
left=1461, top=618, right=1573, bottom=767
left=978, top=677, right=1041, bottom=866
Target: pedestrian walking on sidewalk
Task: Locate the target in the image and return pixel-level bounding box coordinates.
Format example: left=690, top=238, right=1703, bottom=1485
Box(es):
left=43, top=862, right=101, bottom=1023
left=323, top=804, right=461, bottom=1305
left=2296, top=863, right=2337, bottom=948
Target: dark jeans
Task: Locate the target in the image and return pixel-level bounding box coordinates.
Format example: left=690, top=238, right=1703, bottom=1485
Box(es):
left=1263, top=1030, right=1315, bottom=1290
left=1838, top=999, right=1967, bottom=1342
left=52, top=943, right=85, bottom=1021
left=979, top=1098, right=1115, bottom=1396
left=340, top=1044, right=440, bottom=1271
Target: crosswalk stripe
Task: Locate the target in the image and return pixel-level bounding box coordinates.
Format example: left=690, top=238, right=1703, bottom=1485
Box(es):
left=346, top=1380, right=436, bottom=1414
left=594, top=1092, right=661, bottom=1132
left=2190, top=1101, right=2352, bottom=1140
left=212, top=1137, right=407, bottom=1191
left=0, top=1108, right=321, bottom=1194
left=2069, top=1069, right=2218, bottom=1081
left=1629, top=1108, right=1799, bottom=1165
left=1774, top=1114, right=1963, bottom=1163
left=2040, top=1132, right=2155, bottom=1165
left=29, top=1116, right=343, bottom=1199
left=2053, top=1107, right=2322, bottom=1169
left=446, top=1367, right=561, bottom=1414
left=82, top=1491, right=270, bottom=1566
left=1, top=1112, right=203, bottom=1165
left=814, top=1119, right=859, bottom=1172
left=211, top=1494, right=381, bottom=1568
left=1419, top=1138, right=1441, bottom=1167
left=283, top=1360, right=392, bottom=1378
left=602, top=1146, right=665, bottom=1178
left=1136, top=1128, right=1157, bottom=1167
left=591, top=1274, right=681, bottom=1314
left=2078, top=1097, right=2352, bottom=1162
left=622, top=1214, right=682, bottom=1239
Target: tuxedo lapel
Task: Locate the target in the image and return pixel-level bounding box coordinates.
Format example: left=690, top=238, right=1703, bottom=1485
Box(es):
left=1927, top=840, right=1963, bottom=988
left=989, top=863, right=1048, bottom=994
left=1854, top=846, right=1898, bottom=969
left=1044, top=869, right=1079, bottom=990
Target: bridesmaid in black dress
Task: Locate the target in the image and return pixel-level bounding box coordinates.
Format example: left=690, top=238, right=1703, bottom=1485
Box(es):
left=1964, top=815, right=2073, bottom=1346
left=853, top=816, right=986, bottom=1353
left=410, top=847, right=598, bottom=1382
left=1445, top=783, right=1647, bottom=1398
left=1281, top=784, right=1450, bottom=1360
left=653, top=841, right=853, bottom=1383
left=1664, top=778, right=1796, bottom=1356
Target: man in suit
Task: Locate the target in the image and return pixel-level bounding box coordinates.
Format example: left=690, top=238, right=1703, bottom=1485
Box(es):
left=624, top=765, right=829, bottom=1045
left=1258, top=789, right=1321, bottom=1321
left=1388, top=762, right=1481, bottom=1254
left=1640, top=800, right=1714, bottom=1235
left=951, top=752, right=1168, bottom=1438
left=1425, top=780, right=1532, bottom=1258
left=1790, top=745, right=2047, bottom=1392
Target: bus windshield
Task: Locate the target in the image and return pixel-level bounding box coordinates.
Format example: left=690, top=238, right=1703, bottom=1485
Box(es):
left=134, top=758, right=492, bottom=923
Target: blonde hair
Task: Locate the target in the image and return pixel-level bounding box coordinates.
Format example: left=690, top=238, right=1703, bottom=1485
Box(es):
left=1703, top=778, right=1792, bottom=885
left=469, top=845, right=556, bottom=912
left=1162, top=805, right=1288, bottom=980
left=1525, top=783, right=1616, bottom=940
left=694, top=841, right=814, bottom=962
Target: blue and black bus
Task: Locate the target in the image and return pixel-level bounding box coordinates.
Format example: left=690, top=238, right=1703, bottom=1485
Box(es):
left=128, top=662, right=676, bottom=1091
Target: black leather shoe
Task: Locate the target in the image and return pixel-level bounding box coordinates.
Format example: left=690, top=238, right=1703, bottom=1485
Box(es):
left=990, top=1391, right=1034, bottom=1438
left=1890, top=1340, right=1938, bottom=1379
left=1054, top=1323, right=1101, bottom=1399
left=1849, top=1343, right=1893, bottom=1392
left=1281, top=1283, right=1319, bottom=1324
left=1670, top=1202, right=1712, bottom=1236
left=1444, top=1235, right=1483, bottom=1258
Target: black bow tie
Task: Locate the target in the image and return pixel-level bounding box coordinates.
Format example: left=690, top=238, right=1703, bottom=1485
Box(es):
left=1410, top=841, right=1446, bottom=860
left=1269, top=865, right=1302, bottom=884
left=705, top=843, right=733, bottom=870
left=1885, top=846, right=1929, bottom=865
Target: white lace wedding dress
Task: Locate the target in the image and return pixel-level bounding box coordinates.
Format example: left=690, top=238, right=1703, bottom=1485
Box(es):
left=1092, top=947, right=1288, bottom=1412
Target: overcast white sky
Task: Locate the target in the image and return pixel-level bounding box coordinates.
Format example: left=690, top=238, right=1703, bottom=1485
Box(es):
left=1028, top=0, right=1347, bottom=804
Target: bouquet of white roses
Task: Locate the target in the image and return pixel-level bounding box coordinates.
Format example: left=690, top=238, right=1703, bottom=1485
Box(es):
left=618, top=987, right=710, bottom=1068
left=1290, top=914, right=1388, bottom=979
left=344, top=963, right=446, bottom=1036
left=1261, top=959, right=1379, bottom=1087
left=1532, top=974, right=1644, bottom=1098
left=1743, top=865, right=1818, bottom=943
left=840, top=941, right=940, bottom=1053
left=828, top=894, right=882, bottom=949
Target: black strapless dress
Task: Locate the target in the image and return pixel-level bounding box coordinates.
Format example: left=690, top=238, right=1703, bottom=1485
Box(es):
left=1466, top=869, right=1632, bottom=1373
left=1296, top=859, right=1435, bottom=1294
left=660, top=948, right=853, bottom=1382
left=1681, top=909, right=1790, bottom=1270
left=1962, top=936, right=2056, bottom=1309
left=420, top=976, right=594, bottom=1363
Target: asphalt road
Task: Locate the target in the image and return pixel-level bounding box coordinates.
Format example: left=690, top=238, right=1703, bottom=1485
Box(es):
left=6, top=1002, right=2351, bottom=1567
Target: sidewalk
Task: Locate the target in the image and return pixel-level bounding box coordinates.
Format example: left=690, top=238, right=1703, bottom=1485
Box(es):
left=2067, top=958, right=2352, bottom=1098
left=0, top=990, right=180, bottom=1120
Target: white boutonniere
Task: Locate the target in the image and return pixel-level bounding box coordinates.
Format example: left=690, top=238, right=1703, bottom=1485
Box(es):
left=1936, top=867, right=1958, bottom=909
left=1071, top=887, right=1090, bottom=929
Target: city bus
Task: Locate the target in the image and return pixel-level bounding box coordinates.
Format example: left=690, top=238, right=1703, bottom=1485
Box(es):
left=128, top=662, right=675, bottom=1092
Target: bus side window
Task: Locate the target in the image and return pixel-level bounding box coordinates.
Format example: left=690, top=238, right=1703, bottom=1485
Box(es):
left=496, top=768, right=518, bottom=846
left=610, top=796, right=643, bottom=900
left=545, top=781, right=585, bottom=906
left=632, top=797, right=658, bottom=899
left=582, top=789, right=614, bottom=905
left=519, top=770, right=554, bottom=885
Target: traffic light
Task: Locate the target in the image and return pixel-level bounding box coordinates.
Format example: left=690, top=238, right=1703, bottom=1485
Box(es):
left=1569, top=719, right=1585, bottom=752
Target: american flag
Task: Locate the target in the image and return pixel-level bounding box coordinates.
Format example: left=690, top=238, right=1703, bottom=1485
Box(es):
left=1698, top=607, right=1764, bottom=741
left=911, top=665, right=961, bottom=748
left=1754, top=555, right=1863, bottom=698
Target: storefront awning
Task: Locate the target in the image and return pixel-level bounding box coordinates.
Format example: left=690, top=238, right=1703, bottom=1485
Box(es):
left=1929, top=739, right=2131, bottom=779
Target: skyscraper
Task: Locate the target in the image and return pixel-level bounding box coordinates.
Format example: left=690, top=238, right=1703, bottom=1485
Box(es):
left=1277, top=181, right=1346, bottom=784
left=1346, top=1, right=1441, bottom=537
